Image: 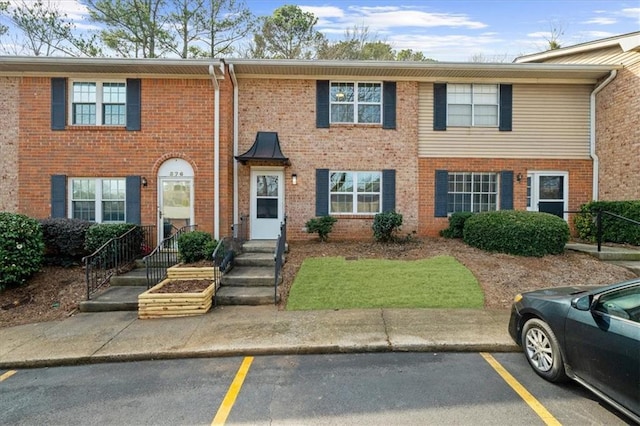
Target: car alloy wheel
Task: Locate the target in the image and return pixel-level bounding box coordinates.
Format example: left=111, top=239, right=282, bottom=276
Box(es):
left=521, top=318, right=567, bottom=382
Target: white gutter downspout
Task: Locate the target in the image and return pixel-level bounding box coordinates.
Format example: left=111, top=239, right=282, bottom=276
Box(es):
left=209, top=63, right=222, bottom=240
left=229, top=64, right=239, bottom=227
left=590, top=70, right=617, bottom=201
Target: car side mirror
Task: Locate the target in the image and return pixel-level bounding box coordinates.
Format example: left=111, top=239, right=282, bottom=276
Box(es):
left=571, top=295, right=592, bottom=311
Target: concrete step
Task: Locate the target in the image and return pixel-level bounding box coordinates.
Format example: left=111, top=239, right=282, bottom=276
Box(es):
left=79, top=286, right=147, bottom=312
left=110, top=268, right=148, bottom=286
left=221, top=266, right=277, bottom=287
left=566, top=243, right=640, bottom=261
left=235, top=252, right=276, bottom=267
left=242, top=240, right=278, bottom=253
left=216, top=286, right=279, bottom=305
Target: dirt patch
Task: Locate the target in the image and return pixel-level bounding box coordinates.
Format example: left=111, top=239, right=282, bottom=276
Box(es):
left=1, top=237, right=636, bottom=328
left=150, top=279, right=214, bottom=293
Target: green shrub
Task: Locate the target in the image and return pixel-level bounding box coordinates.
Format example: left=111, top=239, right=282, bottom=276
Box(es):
left=463, top=210, right=569, bottom=257
left=40, top=218, right=94, bottom=266
left=440, top=211, right=474, bottom=239
left=178, top=231, right=215, bottom=263
left=574, top=201, right=640, bottom=245
left=306, top=216, right=338, bottom=242
left=0, top=212, right=45, bottom=290
left=84, top=223, right=139, bottom=254
left=372, top=211, right=403, bottom=242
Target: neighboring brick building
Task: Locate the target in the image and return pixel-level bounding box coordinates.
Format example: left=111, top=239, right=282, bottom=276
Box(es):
left=516, top=31, right=640, bottom=201
left=0, top=56, right=616, bottom=241
left=0, top=76, right=19, bottom=213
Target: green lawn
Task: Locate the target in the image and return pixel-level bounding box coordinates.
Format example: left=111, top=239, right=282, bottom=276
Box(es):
left=286, top=255, right=484, bottom=310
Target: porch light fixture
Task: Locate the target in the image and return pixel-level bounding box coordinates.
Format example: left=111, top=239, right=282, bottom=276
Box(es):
left=292, top=174, right=297, bottom=185
left=516, top=173, right=523, bottom=183
left=142, top=177, right=148, bottom=187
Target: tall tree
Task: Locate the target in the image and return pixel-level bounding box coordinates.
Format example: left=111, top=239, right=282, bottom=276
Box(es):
left=0, top=1, right=8, bottom=37
left=84, top=0, right=171, bottom=58
left=166, top=0, right=254, bottom=58
left=1, top=0, right=101, bottom=56
left=248, top=5, right=323, bottom=59
left=396, top=49, right=436, bottom=62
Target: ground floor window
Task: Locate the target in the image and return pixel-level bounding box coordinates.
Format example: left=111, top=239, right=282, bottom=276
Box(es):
left=69, top=178, right=126, bottom=222
left=448, top=172, right=498, bottom=213
left=330, top=171, right=381, bottom=214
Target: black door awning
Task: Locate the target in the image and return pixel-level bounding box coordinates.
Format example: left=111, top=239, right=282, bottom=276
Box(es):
left=235, top=131, right=290, bottom=165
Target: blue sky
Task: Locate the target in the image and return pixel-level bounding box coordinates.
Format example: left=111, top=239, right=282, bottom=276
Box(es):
left=246, top=0, right=639, bottom=60
left=3, top=0, right=639, bottom=61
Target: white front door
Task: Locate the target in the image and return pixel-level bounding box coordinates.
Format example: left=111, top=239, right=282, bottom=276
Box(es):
left=251, top=169, right=284, bottom=240
left=527, top=172, right=568, bottom=220
left=158, top=159, right=195, bottom=242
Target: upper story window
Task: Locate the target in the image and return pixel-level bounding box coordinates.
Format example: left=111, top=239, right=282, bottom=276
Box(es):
left=330, top=171, right=381, bottom=214
left=330, top=82, right=382, bottom=124
left=448, top=172, right=498, bottom=213
left=70, top=178, right=126, bottom=222
left=447, top=84, right=498, bottom=127
left=71, top=81, right=126, bottom=126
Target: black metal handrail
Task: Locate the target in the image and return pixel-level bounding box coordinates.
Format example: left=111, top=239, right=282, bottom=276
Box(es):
left=143, top=224, right=198, bottom=288
left=83, top=225, right=148, bottom=300
left=274, top=217, right=287, bottom=304
left=595, top=210, right=640, bottom=252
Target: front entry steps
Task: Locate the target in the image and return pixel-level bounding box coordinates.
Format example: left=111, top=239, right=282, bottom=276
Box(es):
left=216, top=240, right=283, bottom=306
left=78, top=260, right=148, bottom=312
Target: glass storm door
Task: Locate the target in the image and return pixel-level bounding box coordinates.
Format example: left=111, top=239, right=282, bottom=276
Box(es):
left=251, top=169, right=284, bottom=240
left=527, top=172, right=568, bottom=219
left=159, top=178, right=193, bottom=241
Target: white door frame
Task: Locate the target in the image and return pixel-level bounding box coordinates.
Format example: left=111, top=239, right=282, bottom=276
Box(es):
left=250, top=167, right=285, bottom=240
left=527, top=171, right=569, bottom=221
left=157, top=158, right=195, bottom=242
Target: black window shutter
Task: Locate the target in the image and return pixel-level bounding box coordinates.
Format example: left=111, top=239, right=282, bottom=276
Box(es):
left=125, top=176, right=141, bottom=224
left=433, top=83, right=447, bottom=131
left=500, top=171, right=514, bottom=210
left=499, top=84, right=512, bottom=131
left=382, top=82, right=396, bottom=129
left=434, top=170, right=449, bottom=217
left=126, top=78, right=141, bottom=131
left=51, top=78, right=66, bottom=130
left=316, top=80, right=330, bottom=128
left=382, top=169, right=396, bottom=211
left=51, top=175, right=67, bottom=217
left=315, top=169, right=329, bottom=216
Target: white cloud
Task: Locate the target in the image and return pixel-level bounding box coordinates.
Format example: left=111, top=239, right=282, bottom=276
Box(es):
left=584, top=17, right=617, bottom=25
left=300, top=6, right=345, bottom=19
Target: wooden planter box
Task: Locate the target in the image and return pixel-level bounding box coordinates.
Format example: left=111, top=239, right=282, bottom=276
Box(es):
left=138, top=278, right=215, bottom=319
left=166, top=264, right=215, bottom=280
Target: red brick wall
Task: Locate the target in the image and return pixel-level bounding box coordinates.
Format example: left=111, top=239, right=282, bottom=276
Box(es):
left=596, top=64, right=640, bottom=200
left=419, top=158, right=593, bottom=236
left=236, top=79, right=419, bottom=240
left=17, top=76, right=231, bottom=238
left=0, top=77, right=19, bottom=212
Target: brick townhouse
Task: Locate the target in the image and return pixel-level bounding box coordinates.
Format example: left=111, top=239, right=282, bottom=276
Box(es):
left=516, top=31, right=640, bottom=201
left=0, top=54, right=617, bottom=242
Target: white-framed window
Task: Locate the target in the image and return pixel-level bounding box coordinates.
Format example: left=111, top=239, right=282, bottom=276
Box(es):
left=447, top=84, right=498, bottom=127
left=330, top=82, right=382, bottom=124
left=70, top=81, right=126, bottom=126
left=330, top=171, right=382, bottom=214
left=448, top=172, right=498, bottom=213
left=69, top=178, right=126, bottom=222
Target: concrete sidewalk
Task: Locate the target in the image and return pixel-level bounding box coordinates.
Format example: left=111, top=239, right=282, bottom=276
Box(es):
left=0, top=306, right=517, bottom=368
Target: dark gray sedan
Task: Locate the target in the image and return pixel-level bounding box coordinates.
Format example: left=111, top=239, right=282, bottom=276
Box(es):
left=508, top=278, right=640, bottom=423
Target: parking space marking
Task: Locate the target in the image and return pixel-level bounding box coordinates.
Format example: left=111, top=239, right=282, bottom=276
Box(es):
left=211, top=356, right=254, bottom=426
left=0, top=370, right=17, bottom=382
left=480, top=353, right=561, bottom=426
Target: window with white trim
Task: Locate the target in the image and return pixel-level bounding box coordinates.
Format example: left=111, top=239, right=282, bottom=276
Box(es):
left=330, top=171, right=381, bottom=214
left=330, top=82, right=382, bottom=124
left=448, top=172, right=498, bottom=213
left=447, top=84, right=498, bottom=127
left=70, top=178, right=126, bottom=222
left=71, top=81, right=126, bottom=126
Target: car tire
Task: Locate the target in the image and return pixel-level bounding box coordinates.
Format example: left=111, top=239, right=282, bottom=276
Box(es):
left=521, top=318, right=567, bottom=383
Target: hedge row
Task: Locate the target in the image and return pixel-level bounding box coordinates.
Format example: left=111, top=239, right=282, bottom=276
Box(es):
left=574, top=200, right=640, bottom=245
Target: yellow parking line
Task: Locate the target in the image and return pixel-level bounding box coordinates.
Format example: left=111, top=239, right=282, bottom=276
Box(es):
left=0, top=370, right=17, bottom=382
left=211, top=356, right=254, bottom=426
left=480, top=353, right=561, bottom=426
